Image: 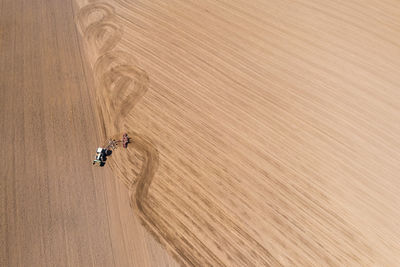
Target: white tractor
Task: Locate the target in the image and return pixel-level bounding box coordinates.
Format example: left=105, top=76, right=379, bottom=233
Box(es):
left=92, top=133, right=130, bottom=167
left=92, top=147, right=111, bottom=166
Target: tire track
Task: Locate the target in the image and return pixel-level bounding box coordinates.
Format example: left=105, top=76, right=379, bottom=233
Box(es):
left=76, top=2, right=279, bottom=266
left=77, top=3, right=122, bottom=55
left=76, top=2, right=199, bottom=264
left=94, top=51, right=149, bottom=131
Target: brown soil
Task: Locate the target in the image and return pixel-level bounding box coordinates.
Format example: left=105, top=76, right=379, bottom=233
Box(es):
left=3, top=0, right=400, bottom=266
left=0, top=0, right=177, bottom=266
left=74, top=0, right=400, bottom=266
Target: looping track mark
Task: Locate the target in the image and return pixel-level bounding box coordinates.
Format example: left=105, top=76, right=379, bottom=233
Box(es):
left=94, top=50, right=149, bottom=130
left=77, top=2, right=123, bottom=55
left=76, top=2, right=219, bottom=266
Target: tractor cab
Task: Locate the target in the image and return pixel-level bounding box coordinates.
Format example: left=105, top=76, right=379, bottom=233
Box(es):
left=92, top=133, right=130, bottom=167
left=93, top=147, right=108, bottom=166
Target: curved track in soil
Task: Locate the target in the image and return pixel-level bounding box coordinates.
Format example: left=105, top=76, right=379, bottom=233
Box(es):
left=77, top=2, right=199, bottom=264
left=1, top=0, right=178, bottom=266
left=74, top=0, right=400, bottom=266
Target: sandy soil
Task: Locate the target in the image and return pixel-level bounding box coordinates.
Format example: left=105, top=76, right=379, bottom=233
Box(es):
left=3, top=0, right=400, bottom=266
left=0, top=0, right=177, bottom=266
left=73, top=0, right=400, bottom=266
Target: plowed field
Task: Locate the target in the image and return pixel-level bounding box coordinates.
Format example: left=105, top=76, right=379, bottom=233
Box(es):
left=2, top=0, right=400, bottom=266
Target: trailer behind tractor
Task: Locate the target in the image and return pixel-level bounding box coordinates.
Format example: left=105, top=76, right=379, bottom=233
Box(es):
left=92, top=133, right=130, bottom=167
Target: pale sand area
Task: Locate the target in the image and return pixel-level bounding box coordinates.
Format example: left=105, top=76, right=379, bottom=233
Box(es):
left=75, top=0, right=400, bottom=266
